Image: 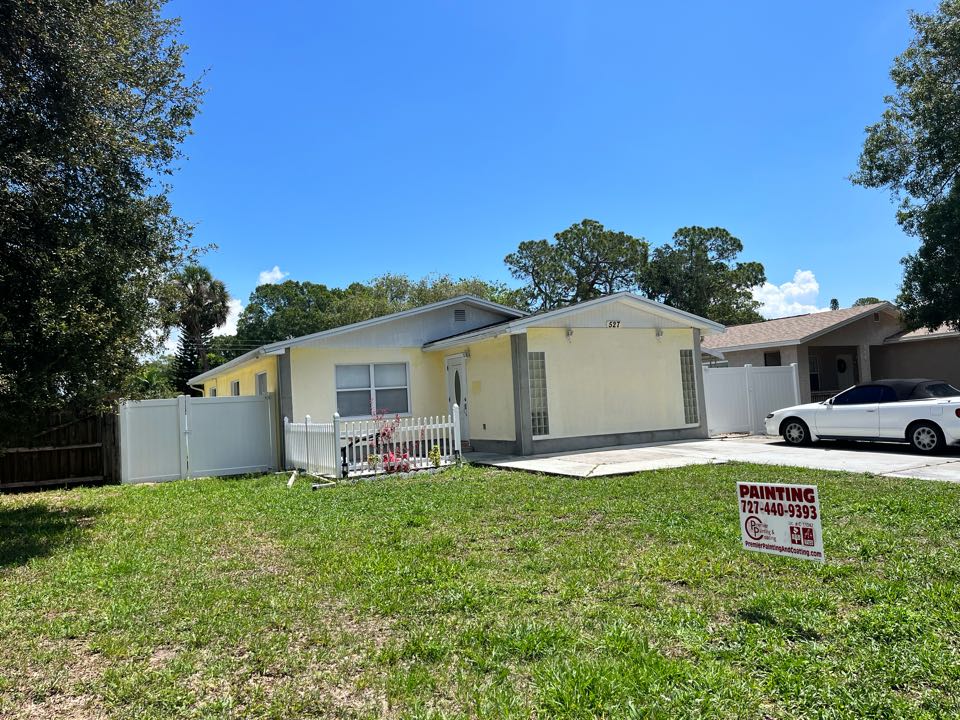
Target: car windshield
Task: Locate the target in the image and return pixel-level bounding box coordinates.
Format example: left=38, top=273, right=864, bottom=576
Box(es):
left=914, top=382, right=960, bottom=398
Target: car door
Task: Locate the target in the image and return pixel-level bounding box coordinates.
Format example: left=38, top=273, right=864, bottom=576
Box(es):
left=877, top=386, right=908, bottom=439
left=815, top=385, right=883, bottom=438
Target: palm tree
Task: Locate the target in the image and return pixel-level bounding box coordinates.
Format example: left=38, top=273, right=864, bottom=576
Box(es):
left=166, top=265, right=230, bottom=390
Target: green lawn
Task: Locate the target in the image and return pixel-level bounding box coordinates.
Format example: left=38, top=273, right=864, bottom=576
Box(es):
left=1, top=463, right=959, bottom=719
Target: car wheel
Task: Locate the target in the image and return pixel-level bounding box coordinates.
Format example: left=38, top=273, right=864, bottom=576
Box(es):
left=781, top=418, right=811, bottom=446
left=908, top=421, right=944, bottom=454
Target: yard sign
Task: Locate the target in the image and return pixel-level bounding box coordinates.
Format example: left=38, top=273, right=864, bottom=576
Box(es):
left=737, top=482, right=824, bottom=562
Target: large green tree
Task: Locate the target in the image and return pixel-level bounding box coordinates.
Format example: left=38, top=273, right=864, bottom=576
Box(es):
left=898, top=186, right=960, bottom=329
left=852, top=0, right=960, bottom=330
left=504, top=219, right=648, bottom=311
left=126, top=356, right=177, bottom=400
left=0, top=0, right=202, bottom=440
left=236, top=280, right=345, bottom=347
left=641, top=227, right=766, bottom=325
left=164, top=265, right=230, bottom=392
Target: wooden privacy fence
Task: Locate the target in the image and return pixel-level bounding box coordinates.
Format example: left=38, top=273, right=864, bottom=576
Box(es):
left=0, top=414, right=120, bottom=491
left=284, top=407, right=462, bottom=478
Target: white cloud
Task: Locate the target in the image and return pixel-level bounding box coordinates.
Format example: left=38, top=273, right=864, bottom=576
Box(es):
left=752, top=269, right=830, bottom=319
left=258, top=265, right=289, bottom=285
left=214, top=298, right=244, bottom=337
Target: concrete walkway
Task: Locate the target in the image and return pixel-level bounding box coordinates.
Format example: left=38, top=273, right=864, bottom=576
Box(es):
left=469, top=436, right=960, bottom=482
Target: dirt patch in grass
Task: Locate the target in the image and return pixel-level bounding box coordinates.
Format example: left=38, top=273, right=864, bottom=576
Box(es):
left=211, top=528, right=290, bottom=582
left=184, top=602, right=399, bottom=718
left=11, top=639, right=108, bottom=720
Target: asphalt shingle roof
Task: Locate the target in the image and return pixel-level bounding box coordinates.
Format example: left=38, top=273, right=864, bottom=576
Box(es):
left=884, top=324, right=959, bottom=343
left=701, top=302, right=890, bottom=351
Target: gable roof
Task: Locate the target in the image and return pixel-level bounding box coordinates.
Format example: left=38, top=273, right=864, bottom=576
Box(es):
left=883, top=323, right=960, bottom=344
left=701, top=302, right=896, bottom=352
left=423, top=292, right=724, bottom=351
left=187, top=295, right=527, bottom=385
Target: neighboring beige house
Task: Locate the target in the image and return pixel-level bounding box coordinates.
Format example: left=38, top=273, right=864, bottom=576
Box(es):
left=189, top=293, right=723, bottom=455
left=702, top=302, right=960, bottom=403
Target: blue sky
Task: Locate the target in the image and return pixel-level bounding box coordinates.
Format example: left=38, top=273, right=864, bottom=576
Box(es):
left=164, top=0, right=935, bottom=333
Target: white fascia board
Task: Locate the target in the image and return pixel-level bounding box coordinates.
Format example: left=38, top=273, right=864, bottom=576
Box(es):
left=264, top=295, right=526, bottom=352
left=423, top=292, right=723, bottom=350
left=499, top=292, right=724, bottom=334
left=187, top=346, right=265, bottom=385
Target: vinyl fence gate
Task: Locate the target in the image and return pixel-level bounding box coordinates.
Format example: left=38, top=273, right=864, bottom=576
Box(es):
left=703, top=363, right=801, bottom=436
left=119, top=395, right=278, bottom=483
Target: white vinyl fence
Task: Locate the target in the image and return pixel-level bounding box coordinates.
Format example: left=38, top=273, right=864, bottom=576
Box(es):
left=703, top=363, right=801, bottom=435
left=120, top=395, right=277, bottom=483
left=284, top=406, right=462, bottom=478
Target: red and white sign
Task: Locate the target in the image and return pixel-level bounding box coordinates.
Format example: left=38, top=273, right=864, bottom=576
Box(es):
left=737, top=482, right=824, bottom=562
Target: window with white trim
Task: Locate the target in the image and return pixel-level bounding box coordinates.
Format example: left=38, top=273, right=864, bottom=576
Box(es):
left=336, top=363, right=409, bottom=417
left=528, top=352, right=550, bottom=436
left=208, top=386, right=217, bottom=397
left=230, top=380, right=240, bottom=396
left=255, top=372, right=268, bottom=395
left=679, top=349, right=699, bottom=424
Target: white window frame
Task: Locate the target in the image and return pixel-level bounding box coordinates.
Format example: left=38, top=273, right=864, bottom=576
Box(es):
left=230, top=380, right=240, bottom=396
left=255, top=372, right=268, bottom=395
left=334, top=362, right=412, bottom=419
left=208, top=386, right=217, bottom=397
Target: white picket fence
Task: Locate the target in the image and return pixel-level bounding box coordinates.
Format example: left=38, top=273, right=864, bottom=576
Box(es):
left=703, top=363, right=801, bottom=435
left=284, top=406, right=462, bottom=478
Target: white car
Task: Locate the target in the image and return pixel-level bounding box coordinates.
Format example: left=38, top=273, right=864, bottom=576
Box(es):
left=765, top=379, right=960, bottom=454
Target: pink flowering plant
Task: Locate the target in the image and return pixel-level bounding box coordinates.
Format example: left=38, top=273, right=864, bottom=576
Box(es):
left=366, top=401, right=407, bottom=472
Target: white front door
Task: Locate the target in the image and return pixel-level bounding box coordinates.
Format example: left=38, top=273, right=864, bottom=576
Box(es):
left=445, top=356, right=469, bottom=444
left=835, top=353, right=855, bottom=389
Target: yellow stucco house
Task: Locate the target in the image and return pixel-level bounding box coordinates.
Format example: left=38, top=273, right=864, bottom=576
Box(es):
left=188, top=293, right=723, bottom=455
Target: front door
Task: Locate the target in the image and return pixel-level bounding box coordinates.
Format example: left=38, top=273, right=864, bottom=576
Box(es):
left=445, top=356, right=470, bottom=445
left=835, top=353, right=855, bottom=389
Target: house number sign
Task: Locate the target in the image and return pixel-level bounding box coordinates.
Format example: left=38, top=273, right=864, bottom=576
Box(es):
left=607, top=321, right=621, bottom=328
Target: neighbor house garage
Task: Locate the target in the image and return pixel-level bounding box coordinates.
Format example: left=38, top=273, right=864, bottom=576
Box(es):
left=189, top=293, right=722, bottom=455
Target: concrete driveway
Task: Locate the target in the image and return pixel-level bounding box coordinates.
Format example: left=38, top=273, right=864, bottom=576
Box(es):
left=470, top=436, right=960, bottom=482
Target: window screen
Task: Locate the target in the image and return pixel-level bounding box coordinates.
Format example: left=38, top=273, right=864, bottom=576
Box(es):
left=680, top=349, right=699, bottom=424
left=209, top=387, right=217, bottom=397
left=336, top=363, right=409, bottom=417
left=764, top=351, right=782, bottom=367
left=255, top=372, right=267, bottom=395
left=528, top=352, right=550, bottom=436
left=230, top=380, right=240, bottom=396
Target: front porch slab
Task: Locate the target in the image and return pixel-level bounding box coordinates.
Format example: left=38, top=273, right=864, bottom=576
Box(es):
left=469, top=439, right=726, bottom=478
left=468, top=436, right=960, bottom=481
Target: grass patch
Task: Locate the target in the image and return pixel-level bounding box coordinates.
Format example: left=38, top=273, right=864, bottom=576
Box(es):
left=1, top=463, right=959, bottom=718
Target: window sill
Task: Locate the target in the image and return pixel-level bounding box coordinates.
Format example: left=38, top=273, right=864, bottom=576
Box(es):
left=338, top=413, right=414, bottom=421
